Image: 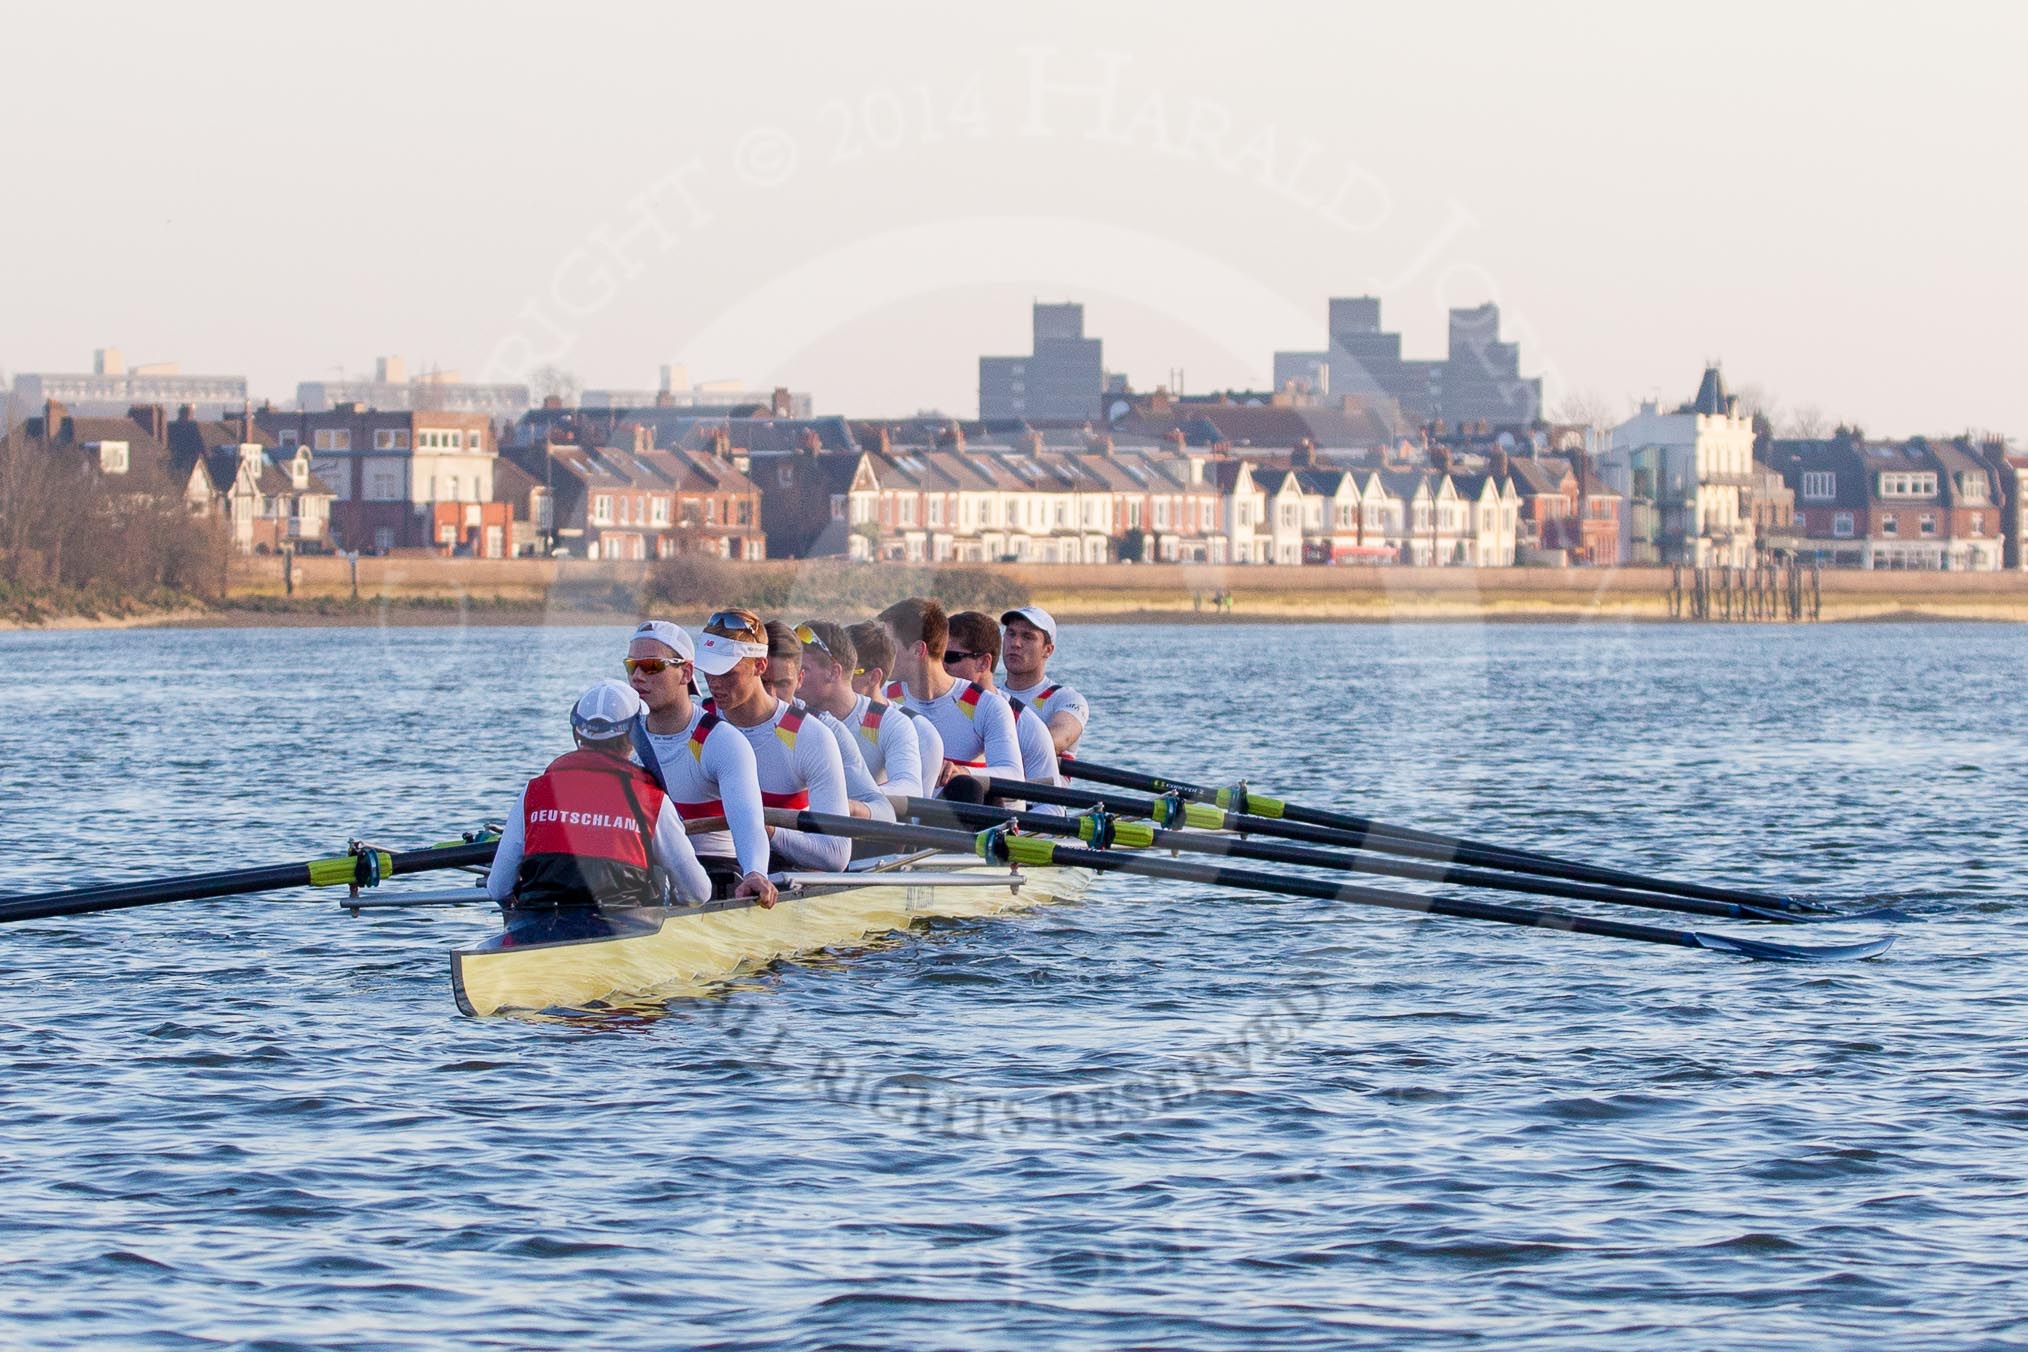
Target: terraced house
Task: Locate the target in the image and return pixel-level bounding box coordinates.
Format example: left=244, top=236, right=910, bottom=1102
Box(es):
left=1775, top=434, right=2002, bottom=570
left=514, top=424, right=766, bottom=561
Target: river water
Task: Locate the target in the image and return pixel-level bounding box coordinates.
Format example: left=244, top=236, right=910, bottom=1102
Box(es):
left=0, top=619, right=2020, bottom=1350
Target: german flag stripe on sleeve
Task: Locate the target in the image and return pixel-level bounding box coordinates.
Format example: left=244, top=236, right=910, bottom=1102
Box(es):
left=776, top=703, right=805, bottom=749
left=957, top=682, right=983, bottom=720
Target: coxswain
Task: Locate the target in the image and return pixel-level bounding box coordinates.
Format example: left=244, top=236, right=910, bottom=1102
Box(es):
left=945, top=610, right=1061, bottom=811
left=694, top=607, right=851, bottom=872
left=760, top=619, right=894, bottom=822
left=485, top=679, right=711, bottom=911
left=846, top=619, right=936, bottom=798
left=999, top=605, right=1089, bottom=758
left=874, top=596, right=1021, bottom=804
left=624, top=619, right=775, bottom=905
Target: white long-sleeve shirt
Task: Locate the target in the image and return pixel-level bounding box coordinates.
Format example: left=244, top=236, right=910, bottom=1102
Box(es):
left=816, top=709, right=897, bottom=822
left=903, top=678, right=1022, bottom=790
left=638, top=708, right=770, bottom=877
left=486, top=786, right=711, bottom=906
left=1004, top=694, right=1064, bottom=816
left=731, top=699, right=851, bottom=873
left=845, top=693, right=924, bottom=800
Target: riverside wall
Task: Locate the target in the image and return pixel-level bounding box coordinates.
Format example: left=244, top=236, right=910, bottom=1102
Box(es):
left=217, top=556, right=2028, bottom=623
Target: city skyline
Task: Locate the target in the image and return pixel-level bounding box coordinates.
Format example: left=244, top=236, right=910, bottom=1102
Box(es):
left=2, top=1, right=2019, bottom=439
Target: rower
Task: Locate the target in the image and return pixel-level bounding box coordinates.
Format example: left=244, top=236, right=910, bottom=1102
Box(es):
left=874, top=596, right=1020, bottom=804
left=946, top=610, right=1061, bottom=813
left=1000, top=605, right=1088, bottom=757
left=846, top=619, right=937, bottom=798
left=624, top=619, right=775, bottom=905
left=694, top=607, right=851, bottom=872
left=485, top=679, right=711, bottom=911
left=761, top=619, right=894, bottom=823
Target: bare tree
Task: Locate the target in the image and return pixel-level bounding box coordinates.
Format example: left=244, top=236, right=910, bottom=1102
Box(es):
left=530, top=364, right=580, bottom=407
left=1552, top=388, right=1621, bottom=445
left=1732, top=383, right=1783, bottom=431
left=1784, top=404, right=1830, bottom=439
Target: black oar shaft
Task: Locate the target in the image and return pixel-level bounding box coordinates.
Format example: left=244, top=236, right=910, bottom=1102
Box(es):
left=904, top=799, right=1790, bottom=923
left=0, top=842, right=498, bottom=924
left=1031, top=771, right=1799, bottom=911
left=781, top=810, right=1705, bottom=950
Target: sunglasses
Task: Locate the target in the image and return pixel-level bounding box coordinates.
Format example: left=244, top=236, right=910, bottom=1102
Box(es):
left=703, top=609, right=764, bottom=642
left=792, top=622, right=831, bottom=657
left=942, top=649, right=988, bottom=666
left=624, top=656, right=689, bottom=676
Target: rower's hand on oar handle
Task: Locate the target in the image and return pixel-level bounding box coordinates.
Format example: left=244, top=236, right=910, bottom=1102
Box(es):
left=736, top=871, right=779, bottom=908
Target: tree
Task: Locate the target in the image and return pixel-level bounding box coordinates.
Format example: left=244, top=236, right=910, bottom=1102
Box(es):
left=1785, top=404, right=1830, bottom=439
left=1551, top=389, right=1619, bottom=444
left=1113, top=528, right=1146, bottom=562
left=530, top=364, right=580, bottom=407
left=1733, top=383, right=1783, bottom=431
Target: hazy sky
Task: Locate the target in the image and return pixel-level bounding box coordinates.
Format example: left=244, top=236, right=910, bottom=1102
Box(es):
left=3, top=0, right=2020, bottom=436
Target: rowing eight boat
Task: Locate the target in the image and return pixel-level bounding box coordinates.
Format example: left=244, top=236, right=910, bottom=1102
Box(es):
left=449, top=853, right=1092, bottom=1016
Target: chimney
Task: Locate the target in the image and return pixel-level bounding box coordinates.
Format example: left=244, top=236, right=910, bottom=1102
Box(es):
left=1291, top=437, right=1315, bottom=468
left=712, top=427, right=731, bottom=460
left=1433, top=445, right=1453, bottom=473
left=542, top=394, right=563, bottom=410
left=1491, top=447, right=1509, bottom=479
left=797, top=428, right=822, bottom=456
left=1164, top=427, right=1186, bottom=454
left=772, top=386, right=793, bottom=417
left=633, top=424, right=653, bottom=455
left=654, top=390, right=675, bottom=407
left=868, top=426, right=892, bottom=457
left=176, top=403, right=195, bottom=424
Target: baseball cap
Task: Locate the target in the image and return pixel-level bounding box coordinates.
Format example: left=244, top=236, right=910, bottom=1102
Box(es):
left=630, top=619, right=693, bottom=661
left=999, top=605, right=1058, bottom=643
left=571, top=678, right=643, bottom=740
left=695, top=607, right=770, bottom=675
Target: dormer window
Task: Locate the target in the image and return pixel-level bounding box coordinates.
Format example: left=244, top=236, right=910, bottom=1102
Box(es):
left=94, top=441, right=129, bottom=474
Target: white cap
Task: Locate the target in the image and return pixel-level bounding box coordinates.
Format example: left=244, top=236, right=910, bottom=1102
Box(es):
left=630, top=619, right=693, bottom=661
left=571, top=678, right=643, bottom=740
left=695, top=630, right=768, bottom=675
left=1000, top=605, right=1058, bottom=643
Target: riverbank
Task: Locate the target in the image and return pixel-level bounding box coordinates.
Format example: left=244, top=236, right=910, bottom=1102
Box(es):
left=8, top=558, right=2028, bottom=629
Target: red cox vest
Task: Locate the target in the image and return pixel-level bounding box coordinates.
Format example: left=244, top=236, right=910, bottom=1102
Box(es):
left=516, top=748, right=666, bottom=910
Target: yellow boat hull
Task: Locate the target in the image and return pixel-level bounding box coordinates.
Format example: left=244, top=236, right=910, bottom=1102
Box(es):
left=450, top=858, right=1091, bottom=1016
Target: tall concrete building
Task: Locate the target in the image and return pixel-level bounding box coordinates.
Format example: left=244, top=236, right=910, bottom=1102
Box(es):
left=297, top=357, right=529, bottom=418
left=979, top=303, right=1102, bottom=422
left=10, top=347, right=247, bottom=421
left=1272, top=297, right=1541, bottom=429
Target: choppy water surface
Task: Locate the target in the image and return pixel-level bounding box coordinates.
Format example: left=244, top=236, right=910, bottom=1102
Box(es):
left=0, top=619, right=2022, bottom=1350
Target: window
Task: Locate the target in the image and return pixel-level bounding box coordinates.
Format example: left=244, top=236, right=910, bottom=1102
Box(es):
left=1879, top=472, right=1937, bottom=498
left=593, top=494, right=613, bottom=525
left=373, top=527, right=394, bottom=551
left=1281, top=504, right=1297, bottom=527
left=367, top=467, right=403, bottom=501
left=1801, top=471, right=1835, bottom=500
left=1127, top=499, right=1142, bottom=528
left=652, top=497, right=671, bottom=526
left=1834, top=512, right=1857, bottom=537
left=900, top=497, right=916, bottom=526
left=95, top=441, right=128, bottom=474
left=706, top=498, right=717, bottom=524
left=373, top=429, right=410, bottom=450
left=278, top=429, right=300, bottom=449
left=1971, top=514, right=1985, bottom=536
left=737, top=500, right=752, bottom=526
left=1880, top=515, right=1898, bottom=536
left=1053, top=502, right=1066, bottom=527
left=1156, top=500, right=1172, bottom=530
left=930, top=497, right=945, bottom=527
left=1920, top=513, right=1936, bottom=536
left=314, top=429, right=351, bottom=451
